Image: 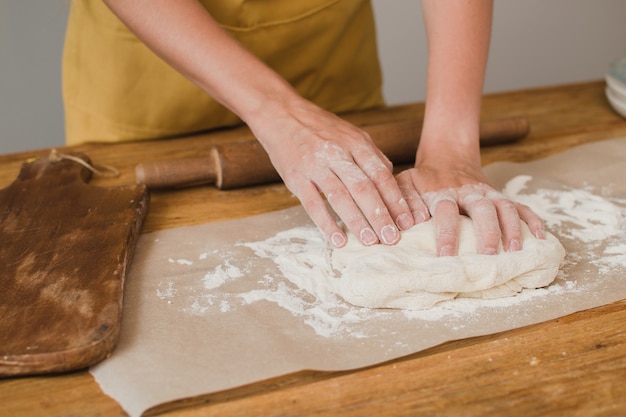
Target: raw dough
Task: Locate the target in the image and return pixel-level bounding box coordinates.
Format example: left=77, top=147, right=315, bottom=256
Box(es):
left=330, top=216, right=566, bottom=310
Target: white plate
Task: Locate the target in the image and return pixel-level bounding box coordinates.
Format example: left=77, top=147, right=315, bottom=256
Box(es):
left=606, top=74, right=626, bottom=103
left=606, top=87, right=626, bottom=119
left=608, top=56, right=626, bottom=84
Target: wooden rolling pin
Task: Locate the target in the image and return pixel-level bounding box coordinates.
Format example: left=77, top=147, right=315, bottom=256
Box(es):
left=135, top=116, right=529, bottom=190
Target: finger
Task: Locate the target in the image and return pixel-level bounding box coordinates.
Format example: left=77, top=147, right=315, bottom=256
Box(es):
left=332, top=162, right=400, bottom=246
left=353, top=149, right=414, bottom=231
left=357, top=129, right=394, bottom=173
left=492, top=196, right=523, bottom=252
left=515, top=202, right=546, bottom=239
left=295, top=137, right=383, bottom=246
left=423, top=189, right=460, bottom=256
left=318, top=171, right=383, bottom=246
left=458, top=188, right=501, bottom=255
left=295, top=181, right=348, bottom=248
left=396, top=170, right=430, bottom=225
left=369, top=135, right=395, bottom=173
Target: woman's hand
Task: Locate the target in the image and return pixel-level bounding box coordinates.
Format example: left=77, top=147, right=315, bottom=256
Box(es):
left=396, top=154, right=545, bottom=256
left=397, top=0, right=543, bottom=256
left=249, top=100, right=415, bottom=248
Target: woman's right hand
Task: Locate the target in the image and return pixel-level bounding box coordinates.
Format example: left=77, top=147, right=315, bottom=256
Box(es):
left=249, top=99, right=415, bottom=248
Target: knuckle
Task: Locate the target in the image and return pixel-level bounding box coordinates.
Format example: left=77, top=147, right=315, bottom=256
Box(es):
left=433, top=198, right=458, bottom=216
left=478, top=227, right=502, bottom=242
left=423, top=189, right=457, bottom=214
left=395, top=170, right=412, bottom=187
left=282, top=176, right=305, bottom=195
left=350, top=177, right=375, bottom=195
left=469, top=199, right=496, bottom=216
left=371, top=169, right=397, bottom=189
left=299, top=192, right=324, bottom=212
left=306, top=194, right=326, bottom=211
left=495, top=198, right=517, bottom=213
left=322, top=184, right=345, bottom=205
left=436, top=224, right=458, bottom=241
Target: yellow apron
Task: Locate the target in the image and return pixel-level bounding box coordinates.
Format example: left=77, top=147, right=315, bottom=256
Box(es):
left=62, top=0, right=384, bottom=145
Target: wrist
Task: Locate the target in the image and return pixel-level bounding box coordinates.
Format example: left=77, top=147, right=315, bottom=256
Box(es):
left=416, top=119, right=482, bottom=169
left=242, top=89, right=316, bottom=150
left=243, top=92, right=296, bottom=131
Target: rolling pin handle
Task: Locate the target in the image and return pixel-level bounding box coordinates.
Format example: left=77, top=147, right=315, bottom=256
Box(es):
left=212, top=141, right=281, bottom=189
left=135, top=157, right=218, bottom=189
left=479, top=116, right=530, bottom=146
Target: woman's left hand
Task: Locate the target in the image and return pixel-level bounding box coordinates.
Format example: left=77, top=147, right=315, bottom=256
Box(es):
left=396, top=156, right=545, bottom=256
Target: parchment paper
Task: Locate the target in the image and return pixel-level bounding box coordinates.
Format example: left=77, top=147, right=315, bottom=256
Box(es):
left=91, top=137, right=626, bottom=417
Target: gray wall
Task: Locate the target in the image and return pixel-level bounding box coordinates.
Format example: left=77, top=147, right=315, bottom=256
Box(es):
left=0, top=1, right=68, bottom=153
left=1, top=1, right=625, bottom=154
left=372, top=0, right=626, bottom=104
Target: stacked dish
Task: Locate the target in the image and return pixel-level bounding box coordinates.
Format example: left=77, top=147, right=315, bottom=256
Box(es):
left=606, top=57, right=626, bottom=119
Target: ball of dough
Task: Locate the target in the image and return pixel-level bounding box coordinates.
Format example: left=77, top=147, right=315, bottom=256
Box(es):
left=330, top=216, right=566, bottom=310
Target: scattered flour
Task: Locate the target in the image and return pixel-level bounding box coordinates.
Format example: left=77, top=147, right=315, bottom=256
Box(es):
left=155, top=281, right=176, bottom=300
left=168, top=258, right=194, bottom=266
left=202, top=260, right=244, bottom=290
left=597, top=243, right=626, bottom=274
left=154, top=175, right=626, bottom=338
left=504, top=176, right=625, bottom=243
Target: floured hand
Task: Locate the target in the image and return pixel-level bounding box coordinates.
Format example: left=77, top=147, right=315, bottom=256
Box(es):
left=396, top=161, right=545, bottom=256
left=250, top=100, right=415, bottom=248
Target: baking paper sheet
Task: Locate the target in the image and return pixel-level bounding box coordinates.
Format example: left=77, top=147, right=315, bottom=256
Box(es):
left=91, top=137, right=626, bottom=417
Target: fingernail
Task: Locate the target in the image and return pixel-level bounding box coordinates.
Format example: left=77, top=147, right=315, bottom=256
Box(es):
left=438, top=245, right=455, bottom=257
left=360, top=228, right=378, bottom=246
left=381, top=224, right=400, bottom=245
left=331, top=232, right=346, bottom=248
left=508, top=239, right=521, bottom=252
left=535, top=228, right=546, bottom=239
left=396, top=213, right=413, bottom=230
left=413, top=211, right=428, bottom=224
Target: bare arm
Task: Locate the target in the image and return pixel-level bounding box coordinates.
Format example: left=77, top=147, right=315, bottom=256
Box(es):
left=103, top=0, right=415, bottom=247
left=397, top=0, right=544, bottom=255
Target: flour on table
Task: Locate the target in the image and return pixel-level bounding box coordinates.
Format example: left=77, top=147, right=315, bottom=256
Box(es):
left=168, top=258, right=194, bottom=266
left=202, top=260, right=244, bottom=290
left=154, top=175, right=626, bottom=337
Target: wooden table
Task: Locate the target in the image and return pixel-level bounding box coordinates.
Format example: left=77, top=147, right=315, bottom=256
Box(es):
left=1, top=81, right=625, bottom=417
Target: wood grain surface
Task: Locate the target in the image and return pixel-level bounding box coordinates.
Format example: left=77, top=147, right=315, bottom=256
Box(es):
left=0, top=81, right=625, bottom=416
left=0, top=152, right=149, bottom=376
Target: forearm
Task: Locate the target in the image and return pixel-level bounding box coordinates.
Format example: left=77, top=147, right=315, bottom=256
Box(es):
left=398, top=2, right=543, bottom=255
left=103, top=0, right=415, bottom=247
left=418, top=0, right=493, bottom=163
left=102, top=0, right=301, bottom=131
